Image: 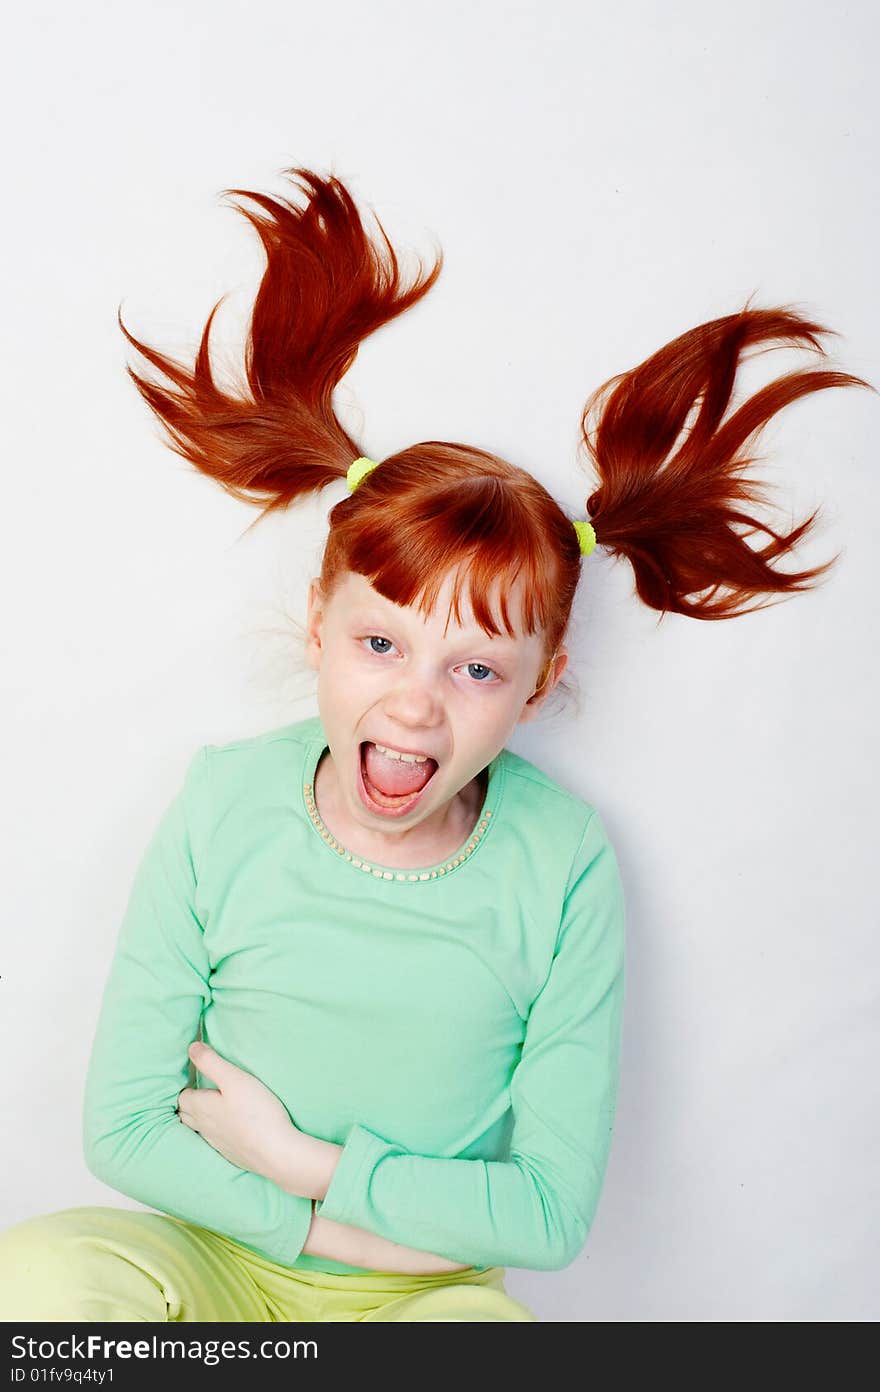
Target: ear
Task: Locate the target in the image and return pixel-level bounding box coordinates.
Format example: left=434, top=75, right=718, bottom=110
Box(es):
left=518, top=649, right=569, bottom=725
left=304, top=578, right=326, bottom=671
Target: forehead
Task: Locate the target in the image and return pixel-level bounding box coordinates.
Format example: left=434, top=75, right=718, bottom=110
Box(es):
left=336, top=568, right=534, bottom=645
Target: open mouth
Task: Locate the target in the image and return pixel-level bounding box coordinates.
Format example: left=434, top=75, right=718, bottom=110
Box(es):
left=358, top=741, right=439, bottom=817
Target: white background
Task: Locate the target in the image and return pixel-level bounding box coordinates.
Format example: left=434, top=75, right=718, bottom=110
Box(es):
left=2, top=0, right=877, bottom=1322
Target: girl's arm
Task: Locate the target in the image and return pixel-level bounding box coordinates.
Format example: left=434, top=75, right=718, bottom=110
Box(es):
left=302, top=1204, right=473, bottom=1275
left=83, top=749, right=315, bottom=1269
left=176, top=1054, right=473, bottom=1274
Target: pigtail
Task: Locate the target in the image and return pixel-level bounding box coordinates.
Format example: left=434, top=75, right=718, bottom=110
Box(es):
left=117, top=167, right=442, bottom=523
left=579, top=299, right=874, bottom=619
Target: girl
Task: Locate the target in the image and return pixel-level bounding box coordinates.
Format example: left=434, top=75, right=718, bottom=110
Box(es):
left=0, top=168, right=870, bottom=1324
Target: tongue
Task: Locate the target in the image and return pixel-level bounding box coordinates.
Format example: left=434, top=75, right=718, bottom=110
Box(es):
left=363, top=743, right=436, bottom=798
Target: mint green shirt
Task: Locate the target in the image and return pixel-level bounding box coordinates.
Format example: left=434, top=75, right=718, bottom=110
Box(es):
left=83, top=715, right=626, bottom=1274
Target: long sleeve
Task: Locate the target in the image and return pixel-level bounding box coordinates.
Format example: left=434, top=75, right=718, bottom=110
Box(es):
left=81, top=746, right=313, bottom=1268
left=314, top=808, right=627, bottom=1272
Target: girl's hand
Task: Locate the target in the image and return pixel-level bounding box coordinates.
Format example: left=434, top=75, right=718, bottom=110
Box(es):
left=176, top=1042, right=302, bottom=1189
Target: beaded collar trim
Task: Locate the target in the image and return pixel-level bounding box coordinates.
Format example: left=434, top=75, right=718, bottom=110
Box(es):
left=300, top=737, right=505, bottom=883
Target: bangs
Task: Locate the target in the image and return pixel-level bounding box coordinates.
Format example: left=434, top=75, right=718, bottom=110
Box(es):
left=343, top=480, right=559, bottom=639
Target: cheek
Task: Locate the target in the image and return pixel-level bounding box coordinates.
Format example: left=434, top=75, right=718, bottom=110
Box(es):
left=319, top=653, right=383, bottom=706
left=486, top=689, right=530, bottom=740
left=450, top=690, right=511, bottom=738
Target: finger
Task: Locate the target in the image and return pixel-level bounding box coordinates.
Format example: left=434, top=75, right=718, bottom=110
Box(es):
left=177, top=1096, right=209, bottom=1132
left=176, top=1086, right=209, bottom=1127
left=188, top=1042, right=236, bottom=1087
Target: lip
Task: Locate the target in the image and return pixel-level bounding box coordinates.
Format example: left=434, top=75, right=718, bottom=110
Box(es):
left=357, top=741, right=439, bottom=819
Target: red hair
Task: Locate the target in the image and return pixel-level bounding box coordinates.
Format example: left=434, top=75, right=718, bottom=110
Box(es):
left=118, top=166, right=874, bottom=689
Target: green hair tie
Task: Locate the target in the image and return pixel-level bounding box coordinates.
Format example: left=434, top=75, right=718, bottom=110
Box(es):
left=573, top=519, right=597, bottom=557
left=347, top=455, right=381, bottom=492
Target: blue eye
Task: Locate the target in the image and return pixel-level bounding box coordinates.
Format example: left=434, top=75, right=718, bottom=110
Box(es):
left=361, top=637, right=499, bottom=683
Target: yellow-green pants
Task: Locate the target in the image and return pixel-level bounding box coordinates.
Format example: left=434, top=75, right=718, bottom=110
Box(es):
left=0, top=1207, right=537, bottom=1322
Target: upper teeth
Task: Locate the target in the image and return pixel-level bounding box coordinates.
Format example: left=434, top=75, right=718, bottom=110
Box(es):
left=373, top=743, right=429, bottom=763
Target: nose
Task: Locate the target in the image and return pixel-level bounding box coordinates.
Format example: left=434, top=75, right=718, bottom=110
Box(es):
left=380, top=666, right=444, bottom=734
